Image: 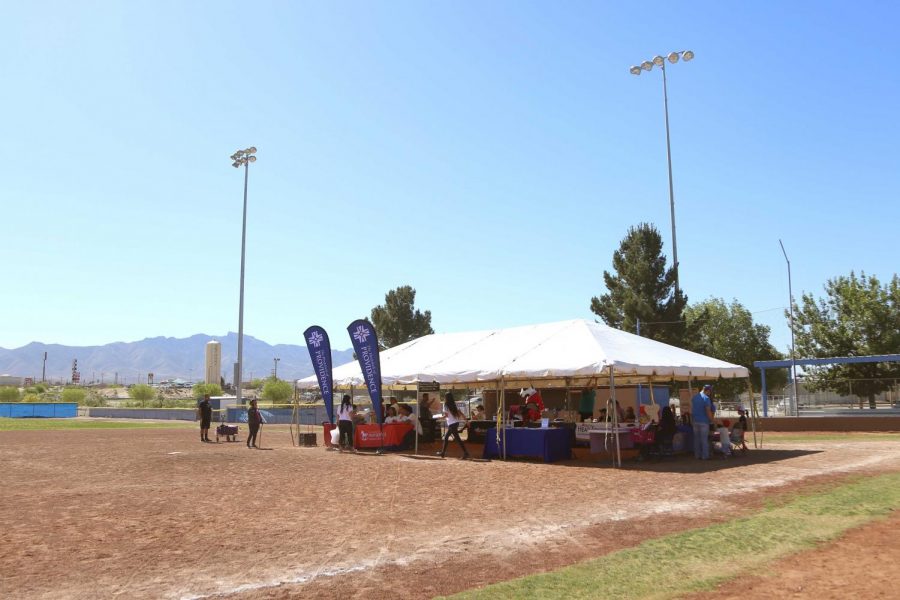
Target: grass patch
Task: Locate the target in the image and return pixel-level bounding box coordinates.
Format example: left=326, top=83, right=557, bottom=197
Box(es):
left=0, top=418, right=193, bottom=431
left=443, top=473, right=900, bottom=600
left=763, top=432, right=900, bottom=443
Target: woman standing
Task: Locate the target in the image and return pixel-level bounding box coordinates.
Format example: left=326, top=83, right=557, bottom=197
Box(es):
left=337, top=394, right=355, bottom=452
left=437, top=392, right=470, bottom=459
left=247, top=399, right=263, bottom=449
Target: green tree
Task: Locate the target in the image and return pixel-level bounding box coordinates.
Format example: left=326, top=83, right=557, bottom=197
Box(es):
left=61, top=387, right=86, bottom=404
left=370, top=285, right=434, bottom=348
left=590, top=223, right=688, bottom=347
left=130, top=384, right=156, bottom=403
left=192, top=383, right=223, bottom=399
left=261, top=378, right=293, bottom=404
left=0, top=386, right=21, bottom=402
left=22, top=393, right=42, bottom=403
left=685, top=298, right=786, bottom=399
left=791, top=271, right=900, bottom=409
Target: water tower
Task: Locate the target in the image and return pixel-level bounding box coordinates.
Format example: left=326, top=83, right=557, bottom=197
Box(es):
left=205, top=341, right=222, bottom=385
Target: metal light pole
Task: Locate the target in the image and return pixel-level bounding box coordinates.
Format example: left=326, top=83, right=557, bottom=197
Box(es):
left=629, top=50, right=694, bottom=294
left=231, top=147, right=258, bottom=406
left=780, top=239, right=801, bottom=416
left=273, top=357, right=280, bottom=379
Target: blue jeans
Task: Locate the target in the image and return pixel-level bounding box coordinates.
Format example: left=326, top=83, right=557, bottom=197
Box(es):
left=693, top=422, right=710, bottom=459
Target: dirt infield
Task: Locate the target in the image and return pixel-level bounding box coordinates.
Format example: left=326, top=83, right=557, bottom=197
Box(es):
left=1, top=426, right=899, bottom=600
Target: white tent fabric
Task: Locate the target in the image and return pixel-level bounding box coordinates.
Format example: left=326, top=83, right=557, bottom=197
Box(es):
left=298, top=319, right=749, bottom=388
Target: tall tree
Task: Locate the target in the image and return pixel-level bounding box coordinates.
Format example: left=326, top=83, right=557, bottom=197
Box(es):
left=590, top=223, right=688, bottom=347
left=685, top=298, right=786, bottom=399
left=791, top=271, right=900, bottom=409
left=371, top=285, right=434, bottom=348
left=261, top=378, right=293, bottom=404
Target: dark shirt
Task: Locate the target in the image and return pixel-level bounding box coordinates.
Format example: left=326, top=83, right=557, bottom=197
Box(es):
left=248, top=406, right=262, bottom=426
left=199, top=399, right=212, bottom=421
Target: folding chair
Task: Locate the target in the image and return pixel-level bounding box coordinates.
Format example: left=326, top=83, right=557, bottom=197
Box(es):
left=730, top=428, right=748, bottom=454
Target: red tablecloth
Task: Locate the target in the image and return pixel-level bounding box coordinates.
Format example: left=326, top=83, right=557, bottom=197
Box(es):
left=354, top=423, right=414, bottom=448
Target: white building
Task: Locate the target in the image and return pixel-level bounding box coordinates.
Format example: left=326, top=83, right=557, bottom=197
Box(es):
left=0, top=374, right=23, bottom=387
left=205, top=341, right=222, bottom=385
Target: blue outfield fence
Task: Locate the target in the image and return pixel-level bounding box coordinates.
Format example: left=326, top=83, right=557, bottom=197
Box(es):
left=225, top=406, right=329, bottom=425
left=0, top=403, right=78, bottom=418
left=87, top=408, right=196, bottom=421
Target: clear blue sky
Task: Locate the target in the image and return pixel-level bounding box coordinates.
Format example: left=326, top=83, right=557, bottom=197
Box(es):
left=3, top=1, right=898, bottom=354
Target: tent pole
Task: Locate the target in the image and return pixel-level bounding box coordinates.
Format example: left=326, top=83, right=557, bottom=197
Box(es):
left=610, top=365, right=620, bottom=468
left=500, top=379, right=507, bottom=460
left=648, top=378, right=657, bottom=421
left=748, top=378, right=762, bottom=449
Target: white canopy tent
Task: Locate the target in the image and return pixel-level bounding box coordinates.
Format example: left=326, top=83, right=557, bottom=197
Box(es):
left=298, top=319, right=751, bottom=465
left=298, top=318, right=749, bottom=389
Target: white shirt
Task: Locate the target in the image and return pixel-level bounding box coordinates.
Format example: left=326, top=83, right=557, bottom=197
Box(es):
left=444, top=409, right=460, bottom=427
left=338, top=405, right=353, bottom=422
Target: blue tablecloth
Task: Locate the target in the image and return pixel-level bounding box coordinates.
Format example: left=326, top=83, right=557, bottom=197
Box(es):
left=482, top=427, right=572, bottom=463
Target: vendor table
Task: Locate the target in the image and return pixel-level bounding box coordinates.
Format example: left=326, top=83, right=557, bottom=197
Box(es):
left=482, top=427, right=572, bottom=463
left=466, top=420, right=497, bottom=443
left=354, top=423, right=414, bottom=449
left=588, top=427, right=635, bottom=453
left=576, top=421, right=638, bottom=441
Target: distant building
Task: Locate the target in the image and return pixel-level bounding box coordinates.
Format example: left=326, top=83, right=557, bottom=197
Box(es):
left=205, top=341, right=222, bottom=385
left=0, top=374, right=24, bottom=387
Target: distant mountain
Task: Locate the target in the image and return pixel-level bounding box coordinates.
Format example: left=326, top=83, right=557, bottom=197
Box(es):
left=0, top=333, right=355, bottom=384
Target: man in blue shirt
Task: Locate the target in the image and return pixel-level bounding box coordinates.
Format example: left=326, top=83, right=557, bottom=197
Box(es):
left=691, top=384, right=715, bottom=459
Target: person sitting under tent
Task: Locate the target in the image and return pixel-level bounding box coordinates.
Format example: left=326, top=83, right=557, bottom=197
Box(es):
left=385, top=405, right=400, bottom=423
left=395, top=403, right=421, bottom=449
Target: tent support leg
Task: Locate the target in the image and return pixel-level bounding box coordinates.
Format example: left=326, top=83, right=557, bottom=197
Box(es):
left=610, top=365, right=620, bottom=468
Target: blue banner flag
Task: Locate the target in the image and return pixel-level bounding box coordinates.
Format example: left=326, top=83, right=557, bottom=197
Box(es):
left=304, top=326, right=335, bottom=424
left=347, top=319, right=383, bottom=426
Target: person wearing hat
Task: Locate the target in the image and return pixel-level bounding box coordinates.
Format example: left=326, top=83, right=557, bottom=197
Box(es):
left=691, top=384, right=715, bottom=460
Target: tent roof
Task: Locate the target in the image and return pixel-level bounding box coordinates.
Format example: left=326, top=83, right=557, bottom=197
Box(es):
left=299, top=319, right=749, bottom=389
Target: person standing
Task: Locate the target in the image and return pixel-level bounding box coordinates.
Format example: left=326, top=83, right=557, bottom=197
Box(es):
left=337, top=394, right=355, bottom=451
left=437, top=392, right=470, bottom=460
left=247, top=399, right=263, bottom=449
left=198, top=394, right=212, bottom=443
left=691, top=384, right=715, bottom=460
left=579, top=388, right=596, bottom=422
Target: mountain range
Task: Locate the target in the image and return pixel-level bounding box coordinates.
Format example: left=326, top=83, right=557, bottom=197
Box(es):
left=0, top=333, right=355, bottom=384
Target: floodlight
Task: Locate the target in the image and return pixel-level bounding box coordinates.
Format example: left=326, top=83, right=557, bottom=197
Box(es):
left=652, top=55, right=664, bottom=66
left=232, top=162, right=240, bottom=168
left=247, top=146, right=257, bottom=154
left=629, top=65, right=642, bottom=75
left=641, top=60, right=653, bottom=71
left=667, top=52, right=679, bottom=63
left=248, top=155, right=256, bottom=162
left=682, top=50, right=694, bottom=61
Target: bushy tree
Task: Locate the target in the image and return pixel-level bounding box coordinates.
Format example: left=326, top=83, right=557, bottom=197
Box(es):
left=0, top=386, right=21, bottom=402
left=61, top=387, right=86, bottom=404
left=791, top=271, right=900, bottom=409
left=261, top=378, right=293, bottom=404
left=130, top=384, right=156, bottom=403
left=685, top=298, right=786, bottom=399
left=371, top=285, right=434, bottom=348
left=590, top=223, right=688, bottom=347
left=192, top=383, right=223, bottom=399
